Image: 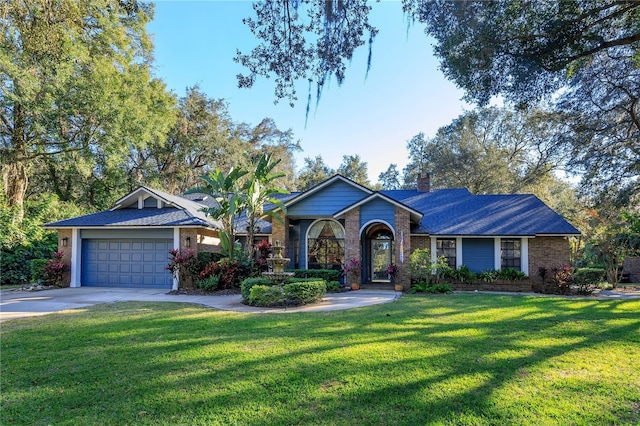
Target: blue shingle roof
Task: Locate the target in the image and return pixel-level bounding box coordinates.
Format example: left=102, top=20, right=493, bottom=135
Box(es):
left=381, top=189, right=580, bottom=236
left=45, top=208, right=215, bottom=228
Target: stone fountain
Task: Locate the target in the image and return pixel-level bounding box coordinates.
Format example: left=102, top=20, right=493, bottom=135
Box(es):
left=262, top=240, right=294, bottom=284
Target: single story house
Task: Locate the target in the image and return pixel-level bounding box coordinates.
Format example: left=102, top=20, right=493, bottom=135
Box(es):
left=45, top=174, right=581, bottom=291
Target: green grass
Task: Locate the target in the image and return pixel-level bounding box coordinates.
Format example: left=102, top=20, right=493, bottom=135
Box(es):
left=2, top=295, right=639, bottom=425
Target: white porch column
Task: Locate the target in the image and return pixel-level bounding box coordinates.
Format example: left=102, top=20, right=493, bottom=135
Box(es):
left=494, top=237, right=501, bottom=271
left=456, top=237, right=463, bottom=268
left=521, top=238, right=529, bottom=276
left=70, top=228, right=81, bottom=287
left=172, top=228, right=180, bottom=290
left=430, top=237, right=437, bottom=263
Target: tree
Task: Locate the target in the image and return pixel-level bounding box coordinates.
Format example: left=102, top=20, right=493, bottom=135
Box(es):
left=240, top=118, right=301, bottom=192
left=403, top=107, right=566, bottom=194
left=337, top=154, right=370, bottom=187
left=237, top=1, right=640, bottom=203
left=378, top=164, right=401, bottom=190
left=127, top=86, right=241, bottom=195
left=296, top=155, right=335, bottom=190
left=411, top=0, right=640, bottom=204
left=188, top=167, right=249, bottom=261
left=557, top=49, right=639, bottom=206
left=244, top=154, right=289, bottom=257
left=235, top=0, right=378, bottom=108
left=406, top=0, right=640, bottom=106
left=1, top=0, right=175, bottom=222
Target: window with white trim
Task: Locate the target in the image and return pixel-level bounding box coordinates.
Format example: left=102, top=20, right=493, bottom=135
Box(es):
left=307, top=220, right=345, bottom=270
left=500, top=239, right=521, bottom=270
left=437, top=239, right=456, bottom=268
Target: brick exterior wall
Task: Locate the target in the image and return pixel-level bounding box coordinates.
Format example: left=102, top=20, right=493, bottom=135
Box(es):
left=528, top=236, right=571, bottom=282
left=58, top=229, right=72, bottom=287
left=271, top=212, right=289, bottom=246
left=180, top=228, right=198, bottom=252
left=411, top=235, right=430, bottom=252
left=344, top=208, right=361, bottom=285
left=394, top=207, right=411, bottom=291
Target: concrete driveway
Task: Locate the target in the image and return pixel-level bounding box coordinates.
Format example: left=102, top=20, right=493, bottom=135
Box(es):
left=0, top=287, right=401, bottom=322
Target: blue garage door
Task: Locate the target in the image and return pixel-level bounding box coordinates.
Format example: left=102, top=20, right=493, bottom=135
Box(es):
left=82, top=239, right=173, bottom=288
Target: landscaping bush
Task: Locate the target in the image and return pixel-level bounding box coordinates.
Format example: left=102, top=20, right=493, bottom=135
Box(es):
left=496, top=267, right=528, bottom=282
left=478, top=270, right=497, bottom=283
left=247, top=285, right=284, bottom=306
left=410, top=282, right=452, bottom=294
left=242, top=279, right=327, bottom=307
left=29, top=259, right=49, bottom=283
left=451, top=265, right=475, bottom=284
left=283, top=280, right=326, bottom=304
left=43, top=251, right=66, bottom=286
left=574, top=268, right=606, bottom=285
left=289, top=268, right=341, bottom=282
left=196, top=251, right=224, bottom=270
left=197, top=275, right=220, bottom=291
left=241, top=277, right=273, bottom=300
left=217, top=259, right=252, bottom=289
left=425, top=283, right=453, bottom=293
left=326, top=281, right=341, bottom=292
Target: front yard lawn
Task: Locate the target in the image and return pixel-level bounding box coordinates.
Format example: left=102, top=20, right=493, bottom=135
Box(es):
left=2, top=294, right=639, bottom=425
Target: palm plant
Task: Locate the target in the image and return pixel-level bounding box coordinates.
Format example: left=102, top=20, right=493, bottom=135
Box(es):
left=187, top=167, right=248, bottom=260
left=244, top=154, right=289, bottom=257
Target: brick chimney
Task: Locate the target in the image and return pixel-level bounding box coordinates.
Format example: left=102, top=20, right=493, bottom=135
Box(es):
left=417, top=173, right=431, bottom=192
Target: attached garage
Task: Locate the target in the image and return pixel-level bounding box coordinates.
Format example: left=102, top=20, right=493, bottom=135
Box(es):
left=44, top=186, right=223, bottom=289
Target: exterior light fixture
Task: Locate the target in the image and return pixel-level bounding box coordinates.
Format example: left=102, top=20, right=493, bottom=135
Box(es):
left=185, top=236, right=191, bottom=248
left=62, top=237, right=69, bottom=247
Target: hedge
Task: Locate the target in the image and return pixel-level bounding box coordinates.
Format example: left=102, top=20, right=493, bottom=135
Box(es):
left=289, top=269, right=342, bottom=282
left=573, top=268, right=606, bottom=285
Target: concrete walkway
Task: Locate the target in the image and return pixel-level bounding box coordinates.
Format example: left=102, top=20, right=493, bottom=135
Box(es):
left=0, top=287, right=401, bottom=322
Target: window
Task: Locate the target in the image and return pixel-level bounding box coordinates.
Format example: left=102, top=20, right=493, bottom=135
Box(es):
left=437, top=239, right=456, bottom=268
left=307, top=220, right=345, bottom=270
left=501, top=239, right=521, bottom=270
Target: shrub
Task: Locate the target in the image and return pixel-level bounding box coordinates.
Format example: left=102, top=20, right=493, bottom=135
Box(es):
left=197, top=275, right=220, bottom=291
left=43, top=251, right=66, bottom=286
left=217, top=259, right=252, bottom=289
left=196, top=251, right=224, bottom=270
left=409, top=249, right=451, bottom=285
left=425, top=283, right=453, bottom=293
left=30, top=259, right=49, bottom=283
left=478, top=270, right=497, bottom=283
left=247, top=285, right=283, bottom=306
left=409, top=282, right=430, bottom=293
left=241, top=277, right=273, bottom=300
left=326, top=281, right=341, bottom=292
left=167, top=249, right=199, bottom=289
left=551, top=265, right=573, bottom=295
left=573, top=268, right=605, bottom=295
left=283, top=280, right=326, bottom=304
left=451, top=265, right=475, bottom=284
left=410, top=282, right=452, bottom=294
left=290, top=269, right=342, bottom=282
left=573, top=268, right=606, bottom=285
left=496, top=268, right=528, bottom=282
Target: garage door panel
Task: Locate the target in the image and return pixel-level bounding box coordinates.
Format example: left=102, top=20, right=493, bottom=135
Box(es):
left=82, top=239, right=173, bottom=288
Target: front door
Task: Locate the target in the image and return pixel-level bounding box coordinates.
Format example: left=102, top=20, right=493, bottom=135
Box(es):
left=371, top=238, right=392, bottom=282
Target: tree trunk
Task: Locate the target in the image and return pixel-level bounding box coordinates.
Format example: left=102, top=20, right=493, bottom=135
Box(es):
left=2, top=161, right=28, bottom=225
left=3, top=103, right=29, bottom=224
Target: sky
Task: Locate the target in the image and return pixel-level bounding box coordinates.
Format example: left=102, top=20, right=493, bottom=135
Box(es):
left=146, top=1, right=473, bottom=184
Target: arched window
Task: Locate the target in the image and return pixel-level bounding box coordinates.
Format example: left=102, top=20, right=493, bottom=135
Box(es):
left=307, top=220, right=345, bottom=270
